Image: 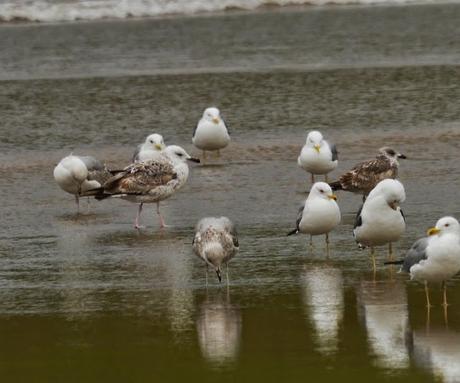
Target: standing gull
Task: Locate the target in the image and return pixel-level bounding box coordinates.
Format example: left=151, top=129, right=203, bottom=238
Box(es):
left=298, top=130, right=338, bottom=184
left=353, top=179, right=406, bottom=270
left=54, top=154, right=112, bottom=212
left=192, top=107, right=230, bottom=159
left=386, top=216, right=460, bottom=308
left=132, top=133, right=165, bottom=162
left=287, top=182, right=340, bottom=248
left=330, top=147, right=406, bottom=199
left=96, top=145, right=199, bottom=229
left=192, top=217, right=239, bottom=283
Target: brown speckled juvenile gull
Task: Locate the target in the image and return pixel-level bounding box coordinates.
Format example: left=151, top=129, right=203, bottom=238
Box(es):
left=192, top=217, right=239, bottom=284
left=329, top=147, right=406, bottom=199
left=96, top=145, right=199, bottom=229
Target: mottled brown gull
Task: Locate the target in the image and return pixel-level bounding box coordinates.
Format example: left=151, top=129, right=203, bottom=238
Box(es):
left=329, top=147, right=406, bottom=199
left=96, top=145, right=199, bottom=229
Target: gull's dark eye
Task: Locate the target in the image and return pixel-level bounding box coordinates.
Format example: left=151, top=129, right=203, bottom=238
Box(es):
left=387, top=149, right=396, bottom=156
left=177, top=152, right=183, bottom=157
left=445, top=223, right=450, bottom=227
left=319, top=189, right=324, bottom=193
left=150, top=140, right=154, bottom=143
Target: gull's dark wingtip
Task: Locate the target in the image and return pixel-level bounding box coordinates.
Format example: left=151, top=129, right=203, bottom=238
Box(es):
left=287, top=229, right=298, bottom=236
left=383, top=260, right=404, bottom=265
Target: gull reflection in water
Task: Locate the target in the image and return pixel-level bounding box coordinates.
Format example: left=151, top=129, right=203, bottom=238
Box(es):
left=56, top=226, right=101, bottom=319
left=413, top=327, right=460, bottom=383
left=301, top=265, right=344, bottom=355
left=357, top=278, right=411, bottom=369
left=196, top=292, right=242, bottom=365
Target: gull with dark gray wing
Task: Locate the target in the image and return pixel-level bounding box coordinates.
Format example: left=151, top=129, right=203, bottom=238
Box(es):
left=298, top=130, right=338, bottom=185
left=287, top=182, right=341, bottom=248
left=386, top=217, right=460, bottom=308
left=353, top=179, right=406, bottom=271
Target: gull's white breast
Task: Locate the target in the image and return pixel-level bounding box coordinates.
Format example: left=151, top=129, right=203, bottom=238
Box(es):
left=299, top=198, right=341, bottom=235
left=193, top=120, right=230, bottom=150
left=410, top=233, right=460, bottom=282
left=354, top=198, right=405, bottom=246
left=298, top=144, right=337, bottom=174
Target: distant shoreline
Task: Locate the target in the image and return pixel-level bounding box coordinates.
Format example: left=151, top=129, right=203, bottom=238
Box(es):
left=0, top=0, right=455, bottom=26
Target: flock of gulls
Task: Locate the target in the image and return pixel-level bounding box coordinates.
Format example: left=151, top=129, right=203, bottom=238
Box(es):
left=53, top=107, right=460, bottom=310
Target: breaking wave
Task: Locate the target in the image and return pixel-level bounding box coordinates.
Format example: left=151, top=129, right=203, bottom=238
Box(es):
left=0, top=0, right=451, bottom=23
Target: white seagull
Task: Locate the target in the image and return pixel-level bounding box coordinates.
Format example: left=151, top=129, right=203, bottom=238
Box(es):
left=192, top=217, right=239, bottom=283
left=192, top=107, right=230, bottom=159
left=330, top=147, right=406, bottom=200
left=54, top=154, right=112, bottom=212
left=298, top=130, right=338, bottom=184
left=387, top=216, right=460, bottom=308
left=353, top=179, right=406, bottom=270
left=287, top=182, right=341, bottom=247
left=96, top=145, right=200, bottom=229
left=132, top=133, right=165, bottom=162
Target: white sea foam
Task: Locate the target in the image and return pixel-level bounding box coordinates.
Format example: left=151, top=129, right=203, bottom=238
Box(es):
left=0, top=0, right=454, bottom=23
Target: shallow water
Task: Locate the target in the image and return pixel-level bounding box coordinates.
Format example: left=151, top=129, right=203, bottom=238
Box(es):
left=1, top=3, right=460, bottom=382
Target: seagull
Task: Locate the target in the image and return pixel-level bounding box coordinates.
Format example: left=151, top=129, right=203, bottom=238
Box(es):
left=329, top=147, right=407, bottom=200
left=96, top=145, right=200, bottom=229
left=287, top=182, right=341, bottom=248
left=297, top=131, right=338, bottom=184
left=132, top=133, right=165, bottom=162
left=192, top=217, right=239, bottom=284
left=192, top=107, right=230, bottom=159
left=54, top=154, right=112, bottom=212
left=353, top=179, right=406, bottom=271
left=386, top=216, right=460, bottom=308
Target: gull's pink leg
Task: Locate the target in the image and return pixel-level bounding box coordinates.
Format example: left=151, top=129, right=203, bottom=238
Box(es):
left=157, top=202, right=167, bottom=228
left=134, top=203, right=145, bottom=229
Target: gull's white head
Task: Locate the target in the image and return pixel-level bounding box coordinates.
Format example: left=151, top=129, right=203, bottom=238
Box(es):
left=368, top=179, right=406, bottom=210
left=144, top=133, right=165, bottom=151
left=306, top=131, right=324, bottom=153
left=379, top=147, right=407, bottom=160
left=164, top=145, right=200, bottom=164
left=309, top=182, right=337, bottom=201
left=202, top=107, right=221, bottom=125
left=427, top=216, right=460, bottom=237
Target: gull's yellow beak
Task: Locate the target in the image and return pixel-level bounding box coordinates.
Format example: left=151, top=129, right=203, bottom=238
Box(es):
left=212, top=117, right=220, bottom=124
left=155, top=143, right=163, bottom=150
left=328, top=193, right=337, bottom=201
left=314, top=144, right=321, bottom=153
left=427, top=227, right=441, bottom=236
